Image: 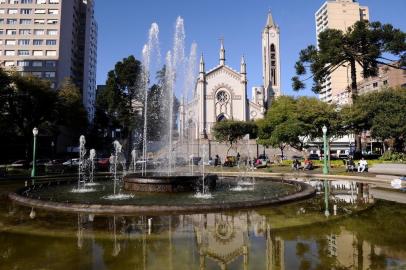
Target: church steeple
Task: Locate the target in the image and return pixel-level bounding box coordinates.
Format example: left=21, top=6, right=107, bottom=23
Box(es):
left=240, top=55, right=246, bottom=74
left=199, top=53, right=205, bottom=74
left=219, top=39, right=225, bottom=65
left=266, top=9, right=276, bottom=28
left=262, top=9, right=281, bottom=107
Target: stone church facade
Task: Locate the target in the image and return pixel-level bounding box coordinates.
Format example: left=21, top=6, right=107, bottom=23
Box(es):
left=179, top=11, right=281, bottom=140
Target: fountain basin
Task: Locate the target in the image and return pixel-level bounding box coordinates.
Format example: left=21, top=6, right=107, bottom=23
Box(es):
left=123, top=173, right=217, bottom=193
left=8, top=177, right=315, bottom=215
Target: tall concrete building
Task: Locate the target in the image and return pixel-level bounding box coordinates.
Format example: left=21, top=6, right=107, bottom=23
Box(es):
left=0, top=0, right=98, bottom=122
left=315, top=0, right=369, bottom=104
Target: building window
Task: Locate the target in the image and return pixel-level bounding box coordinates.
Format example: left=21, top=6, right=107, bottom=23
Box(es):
left=8, top=9, right=18, bottom=14
left=7, top=19, right=18, bottom=25
left=32, top=61, right=42, bottom=67
left=48, top=9, right=59, bottom=15
left=44, top=71, right=55, bottom=78
left=32, top=50, right=43, bottom=56
left=18, top=39, right=30, bottom=45
left=373, top=82, right=378, bottom=88
left=34, top=29, right=44, bottom=35
left=36, top=0, right=46, bottom=4
left=34, top=9, right=45, bottom=14
left=32, top=72, right=42, bottom=77
left=34, top=19, right=45, bottom=24
left=5, top=50, right=16, bottom=56
left=46, top=39, right=56, bottom=45
left=20, top=8, right=32, bottom=14
left=33, top=39, right=43, bottom=45
left=46, top=50, right=56, bottom=56
left=383, top=80, right=388, bottom=85
left=17, top=60, right=30, bottom=67
left=21, top=0, right=33, bottom=3
left=4, top=61, right=15, bottom=67
left=19, top=29, right=31, bottom=35
left=5, top=39, right=16, bottom=45
left=49, top=0, right=59, bottom=3
left=216, top=91, right=229, bottom=103
left=47, top=29, right=57, bottom=35
left=45, top=60, right=56, bottom=67
left=20, top=19, right=32, bottom=25
left=47, top=19, right=58, bottom=24
left=18, top=50, right=30, bottom=56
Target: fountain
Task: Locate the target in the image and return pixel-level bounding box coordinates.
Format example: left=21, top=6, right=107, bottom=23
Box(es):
left=7, top=17, right=315, bottom=215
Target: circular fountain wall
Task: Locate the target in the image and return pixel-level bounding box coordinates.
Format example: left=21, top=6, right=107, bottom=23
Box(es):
left=9, top=176, right=315, bottom=215
left=123, top=173, right=217, bottom=193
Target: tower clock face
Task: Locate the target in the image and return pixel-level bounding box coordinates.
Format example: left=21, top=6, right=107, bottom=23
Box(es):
left=270, top=32, right=275, bottom=37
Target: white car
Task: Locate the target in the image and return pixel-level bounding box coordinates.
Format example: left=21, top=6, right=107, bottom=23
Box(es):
left=62, top=159, right=81, bottom=166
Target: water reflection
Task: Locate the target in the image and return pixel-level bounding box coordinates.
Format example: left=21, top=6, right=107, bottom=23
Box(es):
left=1, top=180, right=406, bottom=269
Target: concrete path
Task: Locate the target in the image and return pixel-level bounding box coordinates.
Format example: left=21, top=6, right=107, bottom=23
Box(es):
left=369, top=163, right=406, bottom=176
left=370, top=188, right=406, bottom=204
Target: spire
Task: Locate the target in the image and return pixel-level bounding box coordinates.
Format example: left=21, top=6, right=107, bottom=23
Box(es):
left=199, top=53, right=205, bottom=73
left=266, top=9, right=276, bottom=28
left=219, top=38, right=225, bottom=65
left=240, top=55, right=246, bottom=74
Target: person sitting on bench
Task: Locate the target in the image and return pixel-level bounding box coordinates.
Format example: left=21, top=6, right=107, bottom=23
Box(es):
left=358, top=158, right=368, bottom=173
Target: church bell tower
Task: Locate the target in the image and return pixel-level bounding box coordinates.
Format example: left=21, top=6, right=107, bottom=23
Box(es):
left=262, top=10, right=281, bottom=108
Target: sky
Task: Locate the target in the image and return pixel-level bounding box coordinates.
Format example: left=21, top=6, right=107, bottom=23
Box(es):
left=95, top=0, right=406, bottom=98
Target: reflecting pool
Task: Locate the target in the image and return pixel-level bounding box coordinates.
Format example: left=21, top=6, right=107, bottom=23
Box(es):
left=1, top=179, right=406, bottom=269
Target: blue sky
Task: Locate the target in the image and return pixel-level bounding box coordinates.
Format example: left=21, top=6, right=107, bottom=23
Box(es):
left=95, top=0, right=406, bottom=97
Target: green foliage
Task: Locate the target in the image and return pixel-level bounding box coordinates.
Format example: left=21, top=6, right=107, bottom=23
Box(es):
left=257, top=96, right=341, bottom=153
left=0, top=70, right=58, bottom=141
left=93, top=55, right=143, bottom=148
left=380, top=151, right=406, bottom=163
left=57, top=78, right=88, bottom=133
left=345, top=88, right=406, bottom=151
left=293, top=21, right=406, bottom=99
left=212, top=120, right=257, bottom=145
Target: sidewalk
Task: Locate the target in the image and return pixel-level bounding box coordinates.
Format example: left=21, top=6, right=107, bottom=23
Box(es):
left=369, top=163, right=406, bottom=176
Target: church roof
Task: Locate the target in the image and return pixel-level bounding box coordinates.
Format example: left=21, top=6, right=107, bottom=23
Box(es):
left=205, top=64, right=241, bottom=79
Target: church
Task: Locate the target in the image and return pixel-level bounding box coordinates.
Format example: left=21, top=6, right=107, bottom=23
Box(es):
left=179, top=11, right=281, bottom=140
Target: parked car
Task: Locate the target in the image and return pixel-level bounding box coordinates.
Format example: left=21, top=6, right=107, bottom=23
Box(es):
left=63, top=158, right=81, bottom=167
left=308, top=154, right=320, bottom=161
left=339, top=153, right=349, bottom=159
left=30, top=159, right=51, bottom=166
left=96, top=158, right=110, bottom=171
left=135, top=159, right=157, bottom=170
left=190, top=156, right=202, bottom=166
left=10, top=160, right=29, bottom=168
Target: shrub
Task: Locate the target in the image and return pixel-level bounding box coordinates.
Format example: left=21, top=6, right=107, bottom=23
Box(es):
left=380, top=151, right=406, bottom=163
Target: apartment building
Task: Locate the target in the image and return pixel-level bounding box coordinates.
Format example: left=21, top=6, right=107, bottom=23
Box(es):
left=358, top=63, right=406, bottom=95
left=0, top=0, right=98, bottom=122
left=315, top=0, right=369, bottom=104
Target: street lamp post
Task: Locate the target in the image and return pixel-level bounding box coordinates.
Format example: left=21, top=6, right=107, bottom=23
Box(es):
left=322, top=125, right=330, bottom=217
left=31, top=127, right=39, bottom=183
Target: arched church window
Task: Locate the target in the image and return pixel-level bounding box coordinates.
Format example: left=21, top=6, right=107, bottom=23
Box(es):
left=216, top=91, right=229, bottom=103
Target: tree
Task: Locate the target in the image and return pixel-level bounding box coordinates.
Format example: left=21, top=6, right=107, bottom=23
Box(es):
left=343, top=87, right=406, bottom=152
left=93, top=56, right=144, bottom=153
left=212, top=120, right=257, bottom=155
left=57, top=78, right=88, bottom=134
left=147, top=66, right=180, bottom=141
left=257, top=96, right=342, bottom=157
left=0, top=71, right=58, bottom=149
left=293, top=21, right=406, bottom=99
